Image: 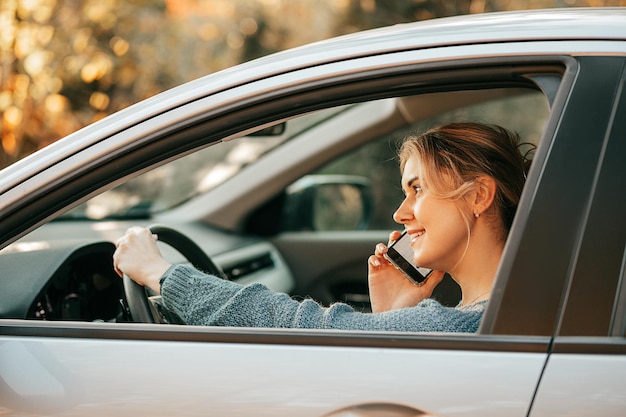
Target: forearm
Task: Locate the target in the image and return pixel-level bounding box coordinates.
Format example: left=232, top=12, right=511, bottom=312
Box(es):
left=159, top=265, right=485, bottom=332
left=160, top=265, right=303, bottom=327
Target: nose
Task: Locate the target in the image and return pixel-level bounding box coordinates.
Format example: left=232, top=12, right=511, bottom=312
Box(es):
left=393, top=197, right=414, bottom=225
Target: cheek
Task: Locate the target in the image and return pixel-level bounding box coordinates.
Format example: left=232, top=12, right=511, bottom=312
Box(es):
left=411, top=196, right=429, bottom=218
left=414, top=196, right=455, bottom=225
left=413, top=194, right=468, bottom=239
left=414, top=200, right=469, bottom=265
left=427, top=205, right=465, bottom=242
left=435, top=211, right=468, bottom=242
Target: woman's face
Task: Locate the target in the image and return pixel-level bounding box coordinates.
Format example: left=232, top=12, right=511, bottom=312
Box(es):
left=393, top=156, right=471, bottom=272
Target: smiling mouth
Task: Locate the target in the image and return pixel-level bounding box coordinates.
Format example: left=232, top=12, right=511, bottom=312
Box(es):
left=409, top=230, right=425, bottom=243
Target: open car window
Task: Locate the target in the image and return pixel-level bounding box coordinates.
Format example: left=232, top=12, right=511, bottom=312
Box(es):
left=11, top=69, right=558, bottom=328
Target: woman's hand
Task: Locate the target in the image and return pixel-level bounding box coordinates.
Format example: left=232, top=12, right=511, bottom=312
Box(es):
left=367, top=231, right=444, bottom=313
left=113, top=227, right=172, bottom=294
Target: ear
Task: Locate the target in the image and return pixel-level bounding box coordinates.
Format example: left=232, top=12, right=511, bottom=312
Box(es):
left=471, top=175, right=497, bottom=216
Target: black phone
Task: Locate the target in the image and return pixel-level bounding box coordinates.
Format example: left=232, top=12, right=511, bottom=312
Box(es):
left=383, top=230, right=433, bottom=285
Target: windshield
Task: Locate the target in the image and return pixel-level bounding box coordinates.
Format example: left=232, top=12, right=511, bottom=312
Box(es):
left=60, top=106, right=350, bottom=220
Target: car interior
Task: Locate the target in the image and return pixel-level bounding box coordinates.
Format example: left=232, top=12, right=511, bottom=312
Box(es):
left=0, top=75, right=553, bottom=325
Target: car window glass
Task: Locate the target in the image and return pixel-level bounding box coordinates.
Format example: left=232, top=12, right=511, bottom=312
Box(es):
left=298, top=90, right=549, bottom=231
left=58, top=106, right=351, bottom=220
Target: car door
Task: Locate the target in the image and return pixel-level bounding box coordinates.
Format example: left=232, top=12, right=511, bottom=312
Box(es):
left=0, top=43, right=624, bottom=417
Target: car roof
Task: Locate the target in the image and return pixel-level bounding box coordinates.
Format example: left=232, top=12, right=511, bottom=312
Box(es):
left=2, top=7, right=626, bottom=193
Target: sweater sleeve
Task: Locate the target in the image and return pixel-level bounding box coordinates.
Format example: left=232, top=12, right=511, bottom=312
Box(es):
left=160, top=265, right=485, bottom=333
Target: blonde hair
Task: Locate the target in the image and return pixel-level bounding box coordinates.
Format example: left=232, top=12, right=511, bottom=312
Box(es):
left=398, top=123, right=530, bottom=240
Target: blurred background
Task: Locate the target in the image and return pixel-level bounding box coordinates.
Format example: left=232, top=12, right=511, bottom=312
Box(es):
left=2, top=0, right=626, bottom=169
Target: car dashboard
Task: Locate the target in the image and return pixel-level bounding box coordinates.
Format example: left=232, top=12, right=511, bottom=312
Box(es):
left=0, top=240, right=121, bottom=321
left=27, top=243, right=122, bottom=322
left=0, top=223, right=296, bottom=322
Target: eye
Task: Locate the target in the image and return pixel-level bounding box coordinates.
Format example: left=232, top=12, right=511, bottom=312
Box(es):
left=402, top=177, right=422, bottom=197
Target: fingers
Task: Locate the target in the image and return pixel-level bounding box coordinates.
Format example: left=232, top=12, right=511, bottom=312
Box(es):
left=113, top=227, right=171, bottom=291
left=115, top=227, right=155, bottom=250
left=113, top=227, right=153, bottom=277
left=368, top=254, right=383, bottom=269
left=369, top=230, right=403, bottom=270
left=374, top=243, right=388, bottom=256
left=387, top=230, right=403, bottom=246
left=370, top=230, right=403, bottom=270
left=112, top=251, right=124, bottom=278
left=369, top=242, right=389, bottom=268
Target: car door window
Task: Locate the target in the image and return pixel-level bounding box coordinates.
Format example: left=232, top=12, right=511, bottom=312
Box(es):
left=8, top=62, right=565, bottom=327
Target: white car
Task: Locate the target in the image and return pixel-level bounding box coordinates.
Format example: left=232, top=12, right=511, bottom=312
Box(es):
left=1, top=8, right=626, bottom=416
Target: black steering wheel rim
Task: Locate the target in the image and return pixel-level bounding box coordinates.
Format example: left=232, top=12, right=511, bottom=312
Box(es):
left=123, top=225, right=226, bottom=323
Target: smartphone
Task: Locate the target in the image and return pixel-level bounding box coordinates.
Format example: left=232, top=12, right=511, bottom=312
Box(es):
left=383, top=230, right=433, bottom=285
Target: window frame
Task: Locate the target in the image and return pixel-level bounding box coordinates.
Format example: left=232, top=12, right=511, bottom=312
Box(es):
left=0, top=50, right=594, bottom=347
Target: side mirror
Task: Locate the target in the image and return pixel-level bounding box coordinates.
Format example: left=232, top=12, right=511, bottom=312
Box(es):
left=283, top=175, right=374, bottom=231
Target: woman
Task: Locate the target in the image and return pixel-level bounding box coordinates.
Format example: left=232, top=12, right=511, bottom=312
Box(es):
left=113, top=122, right=529, bottom=332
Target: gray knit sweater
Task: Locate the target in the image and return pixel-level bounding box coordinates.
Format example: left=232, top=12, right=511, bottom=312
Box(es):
left=160, top=265, right=486, bottom=332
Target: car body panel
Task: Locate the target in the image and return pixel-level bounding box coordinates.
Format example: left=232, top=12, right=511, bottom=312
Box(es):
left=0, top=321, right=549, bottom=417
left=531, top=339, right=626, bottom=416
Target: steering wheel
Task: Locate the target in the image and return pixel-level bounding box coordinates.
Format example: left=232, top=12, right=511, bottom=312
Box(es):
left=122, top=225, right=226, bottom=323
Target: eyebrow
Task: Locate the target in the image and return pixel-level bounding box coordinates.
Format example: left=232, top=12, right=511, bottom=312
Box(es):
left=404, top=176, right=419, bottom=189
